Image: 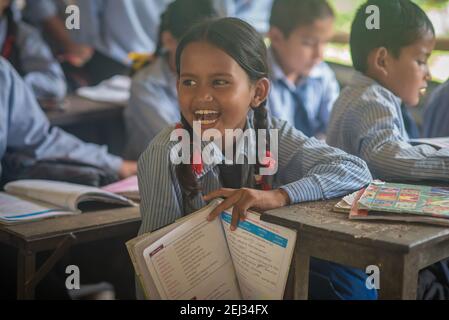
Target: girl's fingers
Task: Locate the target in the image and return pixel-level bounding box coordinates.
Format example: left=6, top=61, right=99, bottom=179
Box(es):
left=203, top=188, right=236, bottom=201
left=207, top=191, right=242, bottom=222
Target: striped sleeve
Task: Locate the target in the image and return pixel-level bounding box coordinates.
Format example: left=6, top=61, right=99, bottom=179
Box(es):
left=355, top=100, right=449, bottom=182
left=275, top=120, right=372, bottom=203
left=137, top=140, right=183, bottom=234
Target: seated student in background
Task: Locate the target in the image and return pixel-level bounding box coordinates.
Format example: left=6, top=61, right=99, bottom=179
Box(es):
left=213, top=0, right=273, bottom=34
left=327, top=0, right=449, bottom=183
left=124, top=0, right=217, bottom=161
left=423, top=79, right=449, bottom=138
left=138, top=17, right=376, bottom=300
left=21, top=0, right=94, bottom=69
left=0, top=57, right=137, bottom=185
left=327, top=1, right=449, bottom=300
left=59, top=0, right=172, bottom=86
left=0, top=0, right=67, bottom=101
left=267, top=0, right=339, bottom=139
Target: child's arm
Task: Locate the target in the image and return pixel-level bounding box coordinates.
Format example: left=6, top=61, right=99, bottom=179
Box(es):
left=205, top=120, right=372, bottom=230
left=18, top=23, right=67, bottom=100
left=355, top=100, right=449, bottom=182
left=2, top=59, right=124, bottom=175
left=137, top=142, right=184, bottom=233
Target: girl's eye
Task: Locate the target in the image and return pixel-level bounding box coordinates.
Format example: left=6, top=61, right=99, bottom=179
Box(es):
left=182, top=79, right=196, bottom=87
left=213, top=79, right=229, bottom=86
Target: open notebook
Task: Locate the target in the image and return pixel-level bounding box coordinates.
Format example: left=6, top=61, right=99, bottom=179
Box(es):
left=0, top=180, right=137, bottom=225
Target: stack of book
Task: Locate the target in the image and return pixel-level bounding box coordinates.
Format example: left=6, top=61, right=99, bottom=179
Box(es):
left=334, top=181, right=449, bottom=227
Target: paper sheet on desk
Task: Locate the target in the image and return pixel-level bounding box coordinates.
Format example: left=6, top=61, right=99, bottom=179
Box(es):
left=77, top=75, right=131, bottom=103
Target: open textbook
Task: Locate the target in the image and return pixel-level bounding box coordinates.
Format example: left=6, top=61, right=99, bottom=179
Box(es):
left=127, top=200, right=297, bottom=300
left=0, top=180, right=136, bottom=225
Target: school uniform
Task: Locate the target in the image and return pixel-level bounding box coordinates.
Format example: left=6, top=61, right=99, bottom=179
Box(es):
left=124, top=56, right=179, bottom=160
left=423, top=80, right=449, bottom=138
left=137, top=113, right=377, bottom=300
left=326, top=71, right=449, bottom=182
left=0, top=57, right=121, bottom=181
left=75, top=0, right=172, bottom=65
left=22, top=0, right=59, bottom=25
left=213, top=0, right=273, bottom=34
left=267, top=49, right=340, bottom=137
left=0, top=8, right=67, bottom=100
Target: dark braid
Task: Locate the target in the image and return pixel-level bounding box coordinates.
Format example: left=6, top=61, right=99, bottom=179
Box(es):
left=253, top=101, right=271, bottom=188
left=175, top=116, right=202, bottom=199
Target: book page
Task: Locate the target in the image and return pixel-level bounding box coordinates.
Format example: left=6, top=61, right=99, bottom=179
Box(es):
left=0, top=192, right=74, bottom=224
left=142, top=205, right=241, bottom=300
left=5, top=180, right=133, bottom=212
left=221, top=211, right=297, bottom=300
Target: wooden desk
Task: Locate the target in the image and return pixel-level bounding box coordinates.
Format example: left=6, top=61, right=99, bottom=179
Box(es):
left=45, top=95, right=127, bottom=156
left=261, top=200, right=449, bottom=300
left=0, top=207, right=141, bottom=299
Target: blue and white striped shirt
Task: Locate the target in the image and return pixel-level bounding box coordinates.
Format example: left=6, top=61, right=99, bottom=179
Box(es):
left=0, top=57, right=122, bottom=180
left=423, top=79, right=449, bottom=138
left=327, top=71, right=449, bottom=182
left=267, top=49, right=340, bottom=138
left=138, top=115, right=372, bottom=233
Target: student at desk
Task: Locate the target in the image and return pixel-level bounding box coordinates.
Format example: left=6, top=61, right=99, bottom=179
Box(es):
left=124, top=0, right=218, bottom=160
left=423, top=79, right=449, bottom=138
left=326, top=0, right=449, bottom=299
left=266, top=0, right=339, bottom=138
left=138, top=17, right=375, bottom=300
left=0, top=57, right=137, bottom=184
left=0, top=0, right=67, bottom=100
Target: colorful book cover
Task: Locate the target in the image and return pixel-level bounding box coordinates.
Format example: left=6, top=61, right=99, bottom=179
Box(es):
left=357, top=182, right=449, bottom=219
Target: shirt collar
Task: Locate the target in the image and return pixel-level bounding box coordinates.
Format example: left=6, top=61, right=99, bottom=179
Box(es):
left=268, top=47, right=327, bottom=90
left=350, top=71, right=403, bottom=106
left=194, top=112, right=257, bottom=179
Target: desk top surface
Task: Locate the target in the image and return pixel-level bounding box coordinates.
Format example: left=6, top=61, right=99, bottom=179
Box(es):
left=46, top=95, right=125, bottom=127
left=0, top=206, right=141, bottom=242
left=262, top=199, right=449, bottom=252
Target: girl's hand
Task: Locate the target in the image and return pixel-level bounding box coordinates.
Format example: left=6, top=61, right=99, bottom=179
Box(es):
left=204, top=188, right=291, bottom=231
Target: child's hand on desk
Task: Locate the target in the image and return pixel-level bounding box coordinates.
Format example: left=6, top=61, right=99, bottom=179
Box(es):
left=204, top=188, right=291, bottom=231
left=118, top=161, right=137, bottom=178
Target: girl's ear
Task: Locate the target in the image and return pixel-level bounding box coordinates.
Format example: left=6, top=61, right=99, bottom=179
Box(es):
left=251, top=78, right=270, bottom=108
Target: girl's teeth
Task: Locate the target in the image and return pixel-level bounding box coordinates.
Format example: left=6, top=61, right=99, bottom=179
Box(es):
left=195, top=110, right=219, bottom=115
left=199, top=119, right=218, bottom=125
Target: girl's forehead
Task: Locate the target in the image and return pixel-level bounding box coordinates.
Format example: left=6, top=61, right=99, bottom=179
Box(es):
left=180, top=41, right=241, bottom=74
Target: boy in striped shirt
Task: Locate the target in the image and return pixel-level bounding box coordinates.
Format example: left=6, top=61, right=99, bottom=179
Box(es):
left=327, top=0, right=449, bottom=183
